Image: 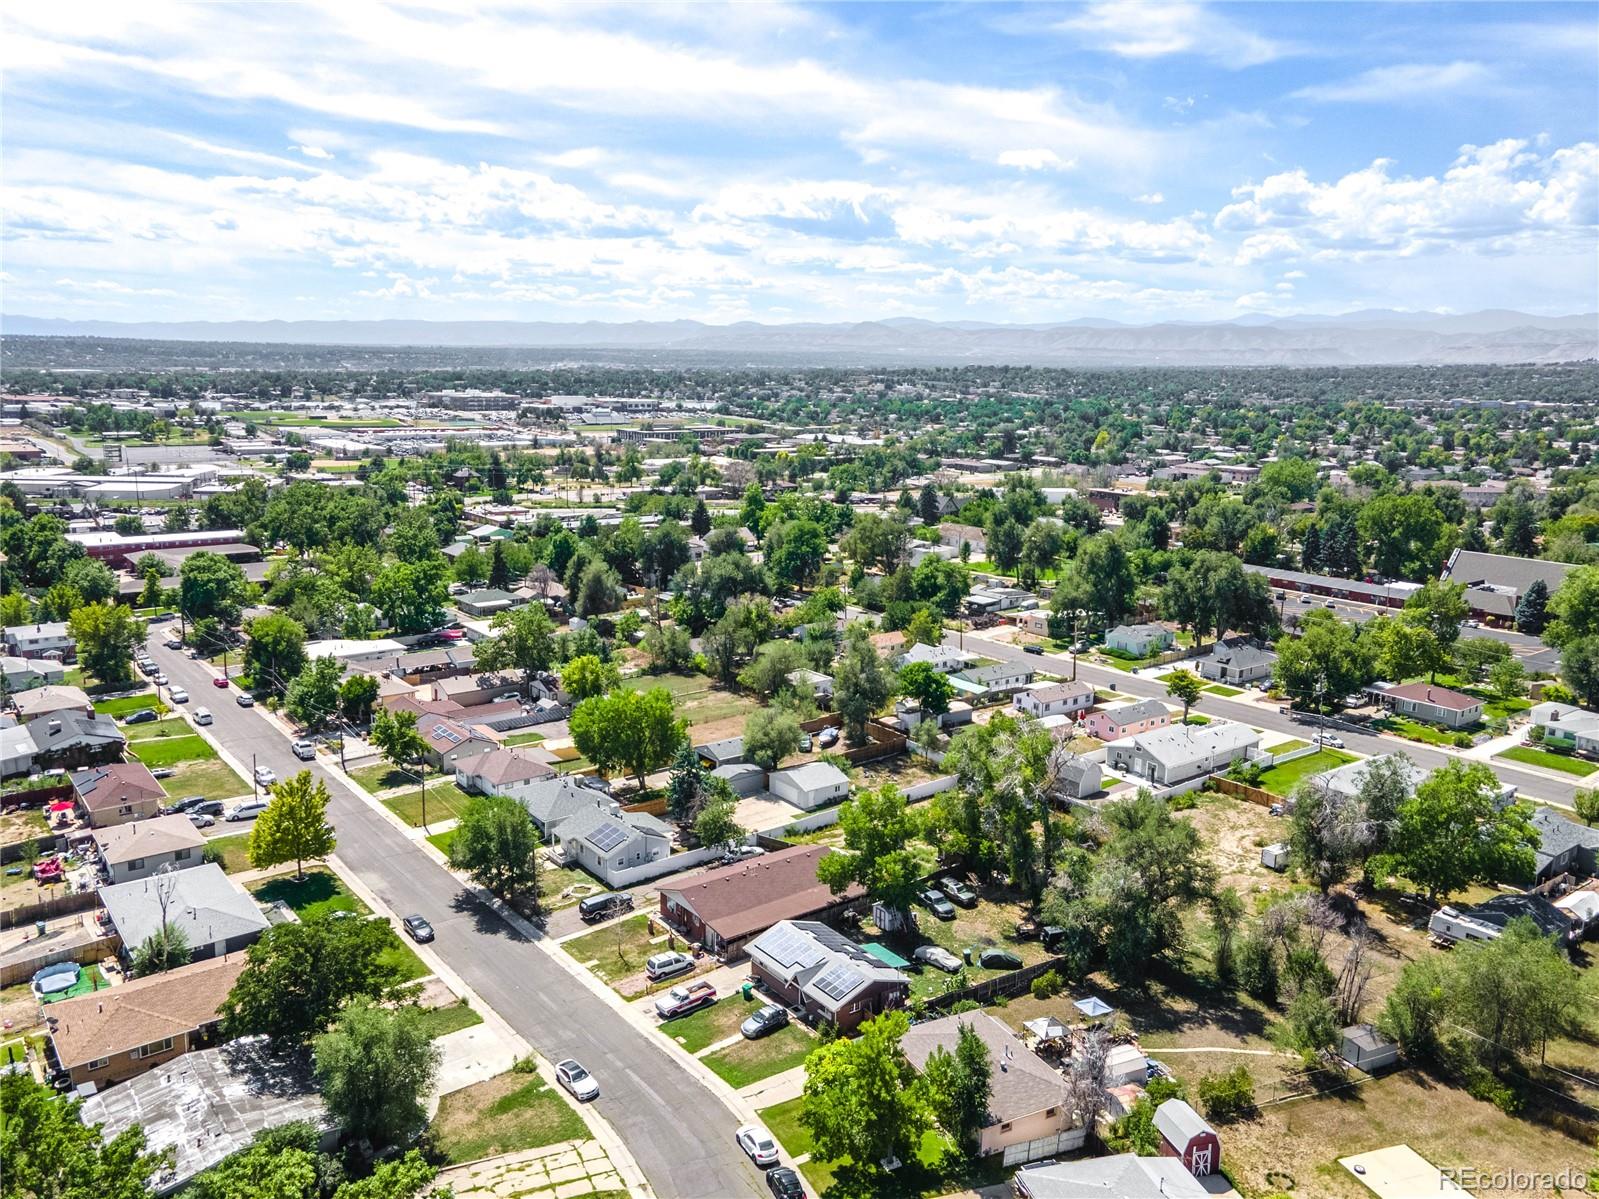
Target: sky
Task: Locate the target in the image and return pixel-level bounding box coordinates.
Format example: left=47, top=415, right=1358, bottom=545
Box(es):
left=2, top=1, right=1596, bottom=326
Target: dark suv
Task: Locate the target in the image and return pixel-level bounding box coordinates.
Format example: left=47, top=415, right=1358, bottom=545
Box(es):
left=578, top=892, right=635, bottom=923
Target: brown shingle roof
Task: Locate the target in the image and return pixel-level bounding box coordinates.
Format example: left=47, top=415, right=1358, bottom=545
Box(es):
left=466, top=748, right=557, bottom=787
left=72, top=762, right=165, bottom=812
left=660, top=844, right=863, bottom=944
left=1384, top=682, right=1481, bottom=712
left=47, top=955, right=245, bottom=1069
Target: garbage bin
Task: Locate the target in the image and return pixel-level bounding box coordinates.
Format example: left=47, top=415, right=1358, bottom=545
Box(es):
left=962, top=946, right=972, bottom=965
left=741, top=982, right=754, bottom=1001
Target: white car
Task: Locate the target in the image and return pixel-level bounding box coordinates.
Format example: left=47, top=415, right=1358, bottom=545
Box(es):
left=555, top=1058, right=599, bottom=1101
left=254, top=766, right=276, bottom=787
left=913, top=944, right=963, bottom=973
left=169, top=687, right=189, bottom=704
left=736, top=1125, right=780, bottom=1169
left=292, top=740, right=316, bottom=760
left=1317, top=734, right=1345, bottom=749
left=226, top=800, right=268, bottom=822
left=194, top=707, right=213, bottom=725
left=152, top=672, right=168, bottom=686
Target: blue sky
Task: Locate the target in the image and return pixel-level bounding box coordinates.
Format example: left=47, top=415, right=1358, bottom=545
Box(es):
left=2, top=1, right=1595, bottom=324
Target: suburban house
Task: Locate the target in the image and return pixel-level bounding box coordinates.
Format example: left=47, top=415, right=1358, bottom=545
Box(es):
left=966, top=585, right=1037, bottom=616
left=786, top=669, right=834, bottom=702
left=31, top=712, right=125, bottom=769
left=73, top=762, right=166, bottom=827
left=1104, top=623, right=1173, bottom=658
left=1106, top=723, right=1261, bottom=787
left=695, top=736, right=746, bottom=769
left=1440, top=548, right=1574, bottom=624
left=746, top=920, right=909, bottom=1033
left=768, top=761, right=851, bottom=810
left=519, top=776, right=614, bottom=839
left=456, top=588, right=521, bottom=618
left=553, top=805, right=671, bottom=885
left=869, top=630, right=907, bottom=656
left=1531, top=701, right=1599, bottom=756
left=1014, top=1156, right=1207, bottom=1199
left=390, top=645, right=477, bottom=684
left=952, top=663, right=1036, bottom=703
left=432, top=672, right=525, bottom=708
left=1154, top=1098, right=1221, bottom=1177
left=93, top=815, right=206, bottom=884
left=896, top=643, right=976, bottom=674
left=1530, top=805, right=1599, bottom=881
left=417, top=715, right=500, bottom=771
left=44, top=954, right=245, bottom=1089
left=454, top=748, right=557, bottom=799
left=1378, top=682, right=1484, bottom=729
left=1014, top=610, right=1051, bottom=636
left=13, top=684, right=94, bottom=724
left=1014, top=680, right=1094, bottom=719
left=98, top=865, right=271, bottom=964
left=2, top=621, right=74, bottom=660
left=0, top=722, right=37, bottom=777
left=902, top=1012, right=1087, bottom=1165
left=1, top=655, right=65, bottom=693
left=1194, top=643, right=1277, bottom=685
left=657, top=845, right=864, bottom=959
left=1083, top=699, right=1171, bottom=743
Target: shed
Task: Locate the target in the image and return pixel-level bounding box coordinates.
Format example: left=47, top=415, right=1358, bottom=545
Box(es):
left=1104, top=1043, right=1148, bottom=1087
left=1153, top=1098, right=1220, bottom=1177
left=768, top=761, right=850, bottom=810
left=1261, top=842, right=1290, bottom=871
left=1340, top=1024, right=1399, bottom=1072
left=711, top=762, right=766, bottom=798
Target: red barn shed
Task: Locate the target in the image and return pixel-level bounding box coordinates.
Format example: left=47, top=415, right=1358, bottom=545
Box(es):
left=1153, top=1098, right=1220, bottom=1177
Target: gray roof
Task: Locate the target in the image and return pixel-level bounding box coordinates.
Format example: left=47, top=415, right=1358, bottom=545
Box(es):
left=1202, top=642, right=1277, bottom=668
left=770, top=760, right=849, bottom=792
left=902, top=1012, right=1065, bottom=1126
left=32, top=711, right=123, bottom=752
left=696, top=735, right=745, bottom=759
left=518, top=776, right=609, bottom=832
left=960, top=663, right=1033, bottom=686
left=0, top=722, right=37, bottom=762
left=1312, top=755, right=1428, bottom=801
left=1100, top=698, right=1168, bottom=727
left=748, top=920, right=907, bottom=1010
left=552, top=802, right=668, bottom=848
left=1128, top=722, right=1259, bottom=770
left=1152, top=1097, right=1214, bottom=1148
left=1016, top=1154, right=1207, bottom=1199
left=1108, top=622, right=1168, bottom=641
left=1531, top=805, right=1599, bottom=871
left=98, top=864, right=270, bottom=952
left=1442, top=548, right=1574, bottom=595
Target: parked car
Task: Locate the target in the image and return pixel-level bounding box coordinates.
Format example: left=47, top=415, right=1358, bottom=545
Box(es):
left=193, top=707, right=213, bottom=725
left=1317, top=734, right=1345, bottom=749
left=191, top=800, right=225, bottom=818
left=917, top=888, right=957, bottom=921
left=226, top=800, right=267, bottom=822
left=740, top=1004, right=790, bottom=1040
left=151, top=673, right=168, bottom=686
left=721, top=845, right=766, bottom=864
left=735, top=1125, right=780, bottom=1168
left=292, top=740, right=316, bottom=761
left=913, top=944, right=962, bottom=973
left=493, top=691, right=522, bottom=703
left=254, top=766, right=276, bottom=786
left=766, top=1167, right=807, bottom=1198
left=1298, top=594, right=1312, bottom=604
left=169, top=687, right=189, bottom=704
left=1023, top=644, right=1043, bottom=655
left=187, top=813, right=215, bottom=829
left=938, top=877, right=977, bottom=908
left=577, top=892, right=634, bottom=923
left=236, top=693, right=255, bottom=707
left=122, top=709, right=159, bottom=725
left=212, top=676, right=230, bottom=688
left=164, top=795, right=211, bottom=814
left=165, top=637, right=183, bottom=650
left=816, top=727, right=839, bottom=748
left=645, top=951, right=695, bottom=982
left=655, top=980, right=717, bottom=1020
left=978, top=948, right=1023, bottom=970
left=555, top=1059, right=598, bottom=1101
left=150, top=768, right=176, bottom=780
left=402, top=914, right=435, bottom=943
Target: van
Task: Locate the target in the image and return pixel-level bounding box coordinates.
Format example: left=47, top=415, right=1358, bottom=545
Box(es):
left=578, top=892, right=635, bottom=923
left=194, top=707, right=213, bottom=726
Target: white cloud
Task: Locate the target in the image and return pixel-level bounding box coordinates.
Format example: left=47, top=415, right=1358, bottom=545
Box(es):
left=295, top=144, right=334, bottom=160
left=1293, top=61, right=1493, bottom=104
left=1058, top=1, right=1289, bottom=67
left=1134, top=193, right=1165, bottom=205
left=997, top=148, right=1073, bottom=171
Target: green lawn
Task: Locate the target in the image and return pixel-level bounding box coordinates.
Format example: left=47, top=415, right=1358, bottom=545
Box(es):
left=701, top=1024, right=816, bottom=1088
left=430, top=1073, right=588, bottom=1165
left=1203, top=683, right=1243, bottom=696
left=1374, top=715, right=1471, bottom=747
left=1254, top=748, right=1358, bottom=796
left=426, top=829, right=456, bottom=856
left=124, top=716, right=191, bottom=742
left=382, top=782, right=475, bottom=827
left=349, top=764, right=424, bottom=794
left=658, top=994, right=766, bottom=1053
left=247, top=869, right=429, bottom=981
left=759, top=1095, right=814, bottom=1159
left=130, top=733, right=217, bottom=768
left=161, top=759, right=250, bottom=803
left=1272, top=738, right=1311, bottom=753
left=413, top=999, right=484, bottom=1040
left=1495, top=745, right=1599, bottom=777
left=502, top=731, right=547, bottom=747
left=757, top=1096, right=963, bottom=1198
left=96, top=694, right=167, bottom=719
left=560, top=914, right=665, bottom=984
left=204, top=833, right=253, bottom=873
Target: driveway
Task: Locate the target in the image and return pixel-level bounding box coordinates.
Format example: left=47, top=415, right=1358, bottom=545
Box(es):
left=146, top=626, right=766, bottom=1199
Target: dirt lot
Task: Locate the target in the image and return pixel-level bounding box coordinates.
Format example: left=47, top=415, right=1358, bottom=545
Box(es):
left=650, top=672, right=762, bottom=745
left=1177, top=792, right=1296, bottom=899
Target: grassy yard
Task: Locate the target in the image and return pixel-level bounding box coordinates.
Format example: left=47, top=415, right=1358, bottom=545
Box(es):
left=1254, top=748, right=1358, bottom=796
left=871, top=888, right=1053, bottom=1002
left=247, top=869, right=429, bottom=981
left=124, top=716, right=192, bottom=742
left=95, top=694, right=167, bottom=719
left=1203, top=682, right=1243, bottom=696
left=349, top=763, right=424, bottom=794
left=757, top=1095, right=968, bottom=1198
left=413, top=999, right=484, bottom=1040
left=204, top=832, right=253, bottom=873
left=502, top=731, right=547, bottom=747
left=1272, top=738, right=1311, bottom=753
left=130, top=732, right=217, bottom=768
left=1495, top=745, right=1599, bottom=777
left=426, top=829, right=456, bottom=856
left=648, top=671, right=762, bottom=739
left=429, top=1072, right=588, bottom=1165
left=658, top=994, right=766, bottom=1053
left=701, top=1024, right=816, bottom=1088
left=382, top=782, right=475, bottom=827
left=160, top=759, right=250, bottom=802
left=560, top=913, right=671, bottom=985
left=1374, top=715, right=1473, bottom=747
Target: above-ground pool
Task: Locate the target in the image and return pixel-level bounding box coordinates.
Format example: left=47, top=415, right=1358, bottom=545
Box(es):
left=30, top=962, right=81, bottom=997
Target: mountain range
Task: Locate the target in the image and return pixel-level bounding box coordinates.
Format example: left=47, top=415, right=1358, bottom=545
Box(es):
left=4, top=310, right=1594, bottom=366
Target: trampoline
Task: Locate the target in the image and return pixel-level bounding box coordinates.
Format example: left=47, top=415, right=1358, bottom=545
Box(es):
left=31, top=962, right=81, bottom=997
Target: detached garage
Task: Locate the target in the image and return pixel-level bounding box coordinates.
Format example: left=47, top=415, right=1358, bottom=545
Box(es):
left=1340, top=1023, right=1399, bottom=1072
left=768, top=761, right=850, bottom=810
left=1154, top=1099, right=1220, bottom=1177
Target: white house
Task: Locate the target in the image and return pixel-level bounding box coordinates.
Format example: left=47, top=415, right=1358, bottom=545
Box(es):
left=786, top=669, right=835, bottom=702
left=768, top=761, right=850, bottom=810
left=1194, top=643, right=1277, bottom=685
left=0, top=722, right=38, bottom=778
left=1379, top=683, right=1483, bottom=729
left=1014, top=680, right=1094, bottom=719
left=1, top=655, right=65, bottom=693
left=951, top=663, right=1036, bottom=702
left=2, top=622, right=74, bottom=660
left=1106, top=722, right=1261, bottom=787
left=895, top=643, right=975, bottom=674
left=1531, top=701, right=1599, bottom=756
left=1104, top=623, right=1173, bottom=658
left=554, top=805, right=671, bottom=885
left=454, top=747, right=557, bottom=799
left=93, top=816, right=207, bottom=884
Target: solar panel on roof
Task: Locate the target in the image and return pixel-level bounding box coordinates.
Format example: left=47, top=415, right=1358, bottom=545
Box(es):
left=813, top=963, right=864, bottom=1001
left=757, top=924, right=823, bottom=968
left=586, top=822, right=628, bottom=853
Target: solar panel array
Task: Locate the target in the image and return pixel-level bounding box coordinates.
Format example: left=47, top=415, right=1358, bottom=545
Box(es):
left=757, top=923, right=827, bottom=969
left=586, top=822, right=629, bottom=853
left=812, top=963, right=864, bottom=1001
left=430, top=723, right=463, bottom=746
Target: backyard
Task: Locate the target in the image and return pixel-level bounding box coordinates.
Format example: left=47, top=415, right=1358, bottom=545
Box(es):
left=1252, top=748, right=1358, bottom=796
left=427, top=1071, right=589, bottom=1165
left=865, top=886, right=1054, bottom=1003
left=645, top=671, right=762, bottom=744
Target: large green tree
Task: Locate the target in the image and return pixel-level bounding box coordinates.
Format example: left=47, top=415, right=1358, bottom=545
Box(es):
left=244, top=612, right=309, bottom=697
left=449, top=793, right=542, bottom=903
left=921, top=1020, right=993, bottom=1158
left=371, top=557, right=449, bottom=634
left=568, top=686, right=686, bottom=790
left=742, top=706, right=804, bottom=770
left=180, top=551, right=249, bottom=627
left=0, top=1074, right=173, bottom=1199
left=283, top=656, right=343, bottom=730
left=313, top=1000, right=439, bottom=1148
left=67, top=601, right=142, bottom=687
left=474, top=603, right=557, bottom=683
left=248, top=770, right=336, bottom=881
left=833, top=625, right=895, bottom=745
left=1378, top=760, right=1537, bottom=903
left=816, top=784, right=921, bottom=914
left=801, top=1011, right=930, bottom=1177
left=1272, top=610, right=1375, bottom=713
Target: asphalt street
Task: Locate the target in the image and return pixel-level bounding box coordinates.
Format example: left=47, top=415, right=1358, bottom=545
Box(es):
left=948, top=630, right=1586, bottom=809
left=145, top=627, right=765, bottom=1199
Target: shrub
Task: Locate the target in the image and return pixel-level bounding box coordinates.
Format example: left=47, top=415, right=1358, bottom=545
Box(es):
left=1528, top=724, right=1545, bottom=744
left=1196, top=1065, right=1256, bottom=1120
left=1169, top=792, right=1197, bottom=811
left=1452, top=733, right=1473, bottom=748
left=511, top=1055, right=541, bottom=1074
left=947, top=999, right=980, bottom=1015
left=1031, top=969, right=1064, bottom=1000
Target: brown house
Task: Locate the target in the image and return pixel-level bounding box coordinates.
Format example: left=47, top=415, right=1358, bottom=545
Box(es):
left=72, top=762, right=165, bottom=828
left=746, top=920, right=909, bottom=1033
left=45, top=954, right=245, bottom=1088
left=658, top=845, right=864, bottom=960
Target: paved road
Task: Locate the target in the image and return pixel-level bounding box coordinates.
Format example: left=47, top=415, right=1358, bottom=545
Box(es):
left=145, top=628, right=763, bottom=1199
left=950, top=630, right=1586, bottom=808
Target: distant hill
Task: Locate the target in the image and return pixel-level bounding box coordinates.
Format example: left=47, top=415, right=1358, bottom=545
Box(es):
left=3, top=310, right=1594, bottom=366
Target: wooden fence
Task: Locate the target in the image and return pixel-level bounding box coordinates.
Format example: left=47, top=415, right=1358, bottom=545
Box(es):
left=0, top=933, right=119, bottom=988
left=1211, top=776, right=1278, bottom=808
left=1, top=889, right=99, bottom=930
left=925, top=955, right=1070, bottom=1012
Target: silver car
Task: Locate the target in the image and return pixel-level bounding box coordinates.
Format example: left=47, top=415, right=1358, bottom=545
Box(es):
left=555, top=1058, right=599, bottom=1102
left=913, top=944, right=962, bottom=973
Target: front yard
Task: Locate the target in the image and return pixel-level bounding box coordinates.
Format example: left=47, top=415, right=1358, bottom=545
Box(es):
left=428, top=1071, right=588, bottom=1165
left=381, top=781, right=475, bottom=827
left=246, top=869, right=429, bottom=981
left=94, top=694, right=168, bottom=720
left=701, top=1023, right=816, bottom=1088
left=161, top=759, right=251, bottom=803
left=203, top=832, right=253, bottom=873
left=559, top=913, right=684, bottom=990
left=1495, top=745, right=1599, bottom=777
left=1373, top=714, right=1474, bottom=747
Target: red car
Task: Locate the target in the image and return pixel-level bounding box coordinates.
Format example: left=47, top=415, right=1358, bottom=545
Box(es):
left=212, top=676, right=230, bottom=688
left=32, top=858, right=64, bottom=883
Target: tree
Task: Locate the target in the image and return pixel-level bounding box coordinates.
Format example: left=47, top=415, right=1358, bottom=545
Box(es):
left=1487, top=656, right=1526, bottom=702
left=573, top=560, right=624, bottom=618
left=1452, top=635, right=1510, bottom=684
left=665, top=742, right=709, bottom=821
left=986, top=514, right=1023, bottom=572
left=474, top=603, right=557, bottom=684
left=764, top=519, right=828, bottom=589
left=187, top=1123, right=322, bottom=1199
left=1546, top=564, right=1599, bottom=649
left=372, top=558, right=449, bottom=634
left=833, top=625, right=894, bottom=745
left=1367, top=616, right=1444, bottom=685
left=67, top=601, right=142, bottom=687
left=114, top=513, right=145, bottom=536
left=333, top=1152, right=438, bottom=1199
left=560, top=654, right=621, bottom=701
left=1514, top=577, right=1550, bottom=635
left=1195, top=1065, right=1255, bottom=1121
left=1163, top=668, right=1204, bottom=725
left=139, top=568, right=164, bottom=610
left=1054, top=536, right=1134, bottom=631
left=370, top=708, right=428, bottom=781
left=800, top=1011, right=930, bottom=1176
left=244, top=612, right=308, bottom=697
left=740, top=640, right=808, bottom=699
left=1288, top=780, right=1365, bottom=892
left=487, top=540, right=514, bottom=591
left=1378, top=954, right=1449, bottom=1062
left=1447, top=917, right=1585, bottom=1069
left=743, top=706, right=804, bottom=770
left=449, top=793, right=542, bottom=903
left=921, top=1019, right=992, bottom=1158
left=222, top=915, right=409, bottom=1045
left=180, top=551, right=249, bottom=627
left=643, top=622, right=694, bottom=671
left=1560, top=636, right=1599, bottom=708
left=641, top=521, right=693, bottom=587
left=568, top=686, right=686, bottom=790
left=314, top=1000, right=439, bottom=1147
left=897, top=660, right=954, bottom=718
left=0, top=1074, right=173, bottom=1199
left=1281, top=988, right=1339, bottom=1063
left=339, top=672, right=380, bottom=725
left=690, top=498, right=712, bottom=536
left=1272, top=611, right=1374, bottom=713
left=1357, top=492, right=1452, bottom=581
left=248, top=770, right=336, bottom=881
left=283, top=656, right=343, bottom=730
left=815, top=784, right=921, bottom=914
left=1574, top=788, right=1599, bottom=827
left=903, top=606, right=944, bottom=648
left=1381, top=760, right=1537, bottom=903
left=694, top=794, right=744, bottom=851
left=1403, top=578, right=1470, bottom=656
left=63, top=557, right=117, bottom=603
left=131, top=922, right=192, bottom=976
